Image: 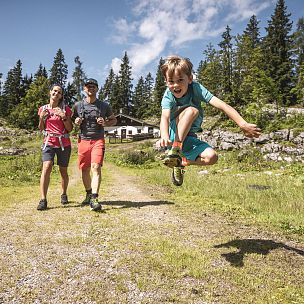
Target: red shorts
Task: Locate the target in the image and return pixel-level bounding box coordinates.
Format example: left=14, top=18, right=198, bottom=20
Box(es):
left=78, top=139, right=105, bottom=169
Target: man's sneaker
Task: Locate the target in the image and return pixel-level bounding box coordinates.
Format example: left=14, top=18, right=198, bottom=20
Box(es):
left=37, top=199, right=47, bottom=211
left=163, top=147, right=183, bottom=168
left=171, top=166, right=185, bottom=186
left=61, top=194, right=68, bottom=205
left=81, top=193, right=91, bottom=206
left=89, top=197, right=102, bottom=211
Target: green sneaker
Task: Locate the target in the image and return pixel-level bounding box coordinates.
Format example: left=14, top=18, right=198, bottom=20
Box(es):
left=89, top=197, right=102, bottom=211
left=81, top=193, right=91, bottom=206
left=163, top=147, right=183, bottom=168
left=171, top=166, right=185, bottom=186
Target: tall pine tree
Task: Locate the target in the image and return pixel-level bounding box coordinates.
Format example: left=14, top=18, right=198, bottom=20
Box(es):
left=218, top=25, right=233, bottom=102
left=64, top=82, right=78, bottom=107
left=232, top=17, right=261, bottom=106
left=109, top=75, right=121, bottom=115
left=240, top=45, right=276, bottom=109
left=0, top=73, right=3, bottom=95
left=1, top=60, right=23, bottom=117
left=10, top=76, right=50, bottom=129
left=118, top=52, right=133, bottom=114
left=142, top=72, right=154, bottom=118
left=20, top=74, right=33, bottom=99
left=291, top=17, right=304, bottom=103
left=263, top=0, right=293, bottom=105
left=49, top=49, right=68, bottom=88
left=71, top=56, right=86, bottom=102
left=197, top=43, right=222, bottom=97
left=132, top=76, right=145, bottom=118
left=243, top=15, right=260, bottom=48
left=293, top=17, right=304, bottom=71
left=152, top=58, right=166, bottom=118
left=99, top=68, right=115, bottom=101
left=34, top=64, right=48, bottom=80
left=291, top=62, right=304, bottom=104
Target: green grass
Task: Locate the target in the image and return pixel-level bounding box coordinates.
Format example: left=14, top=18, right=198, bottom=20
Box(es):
left=1, top=136, right=303, bottom=303
left=82, top=204, right=304, bottom=303
left=107, top=146, right=304, bottom=239
left=1, top=136, right=303, bottom=236
left=0, top=154, right=42, bottom=186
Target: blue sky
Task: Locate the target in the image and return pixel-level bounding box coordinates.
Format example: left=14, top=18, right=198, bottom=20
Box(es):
left=0, top=0, right=303, bottom=86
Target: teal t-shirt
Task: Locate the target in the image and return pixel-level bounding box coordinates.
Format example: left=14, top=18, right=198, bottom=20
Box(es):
left=161, top=81, right=213, bottom=133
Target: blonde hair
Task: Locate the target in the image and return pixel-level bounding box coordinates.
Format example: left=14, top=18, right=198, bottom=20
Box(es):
left=161, top=55, right=193, bottom=79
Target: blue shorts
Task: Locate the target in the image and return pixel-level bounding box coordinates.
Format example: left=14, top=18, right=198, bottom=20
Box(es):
left=169, top=119, right=211, bottom=161
left=42, top=145, right=71, bottom=167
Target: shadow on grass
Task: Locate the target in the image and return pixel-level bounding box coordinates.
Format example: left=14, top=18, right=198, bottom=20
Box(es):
left=103, top=200, right=174, bottom=209
left=46, top=201, right=83, bottom=210
left=214, top=239, right=304, bottom=267
left=46, top=200, right=174, bottom=210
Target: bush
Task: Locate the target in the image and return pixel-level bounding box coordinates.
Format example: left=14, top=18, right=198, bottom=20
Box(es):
left=111, top=148, right=157, bottom=167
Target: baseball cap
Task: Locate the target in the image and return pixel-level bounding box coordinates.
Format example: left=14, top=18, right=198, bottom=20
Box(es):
left=84, top=78, right=98, bottom=87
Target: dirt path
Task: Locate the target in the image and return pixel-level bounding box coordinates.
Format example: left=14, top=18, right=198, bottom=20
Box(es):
left=0, top=160, right=303, bottom=303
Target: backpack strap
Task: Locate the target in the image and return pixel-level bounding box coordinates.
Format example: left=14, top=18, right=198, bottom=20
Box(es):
left=42, top=131, right=70, bottom=151
left=77, top=99, right=103, bottom=121
left=97, top=100, right=102, bottom=118
left=41, top=104, right=51, bottom=122
left=78, top=100, right=85, bottom=120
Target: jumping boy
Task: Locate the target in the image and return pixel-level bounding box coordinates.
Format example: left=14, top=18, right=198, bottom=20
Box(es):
left=159, top=55, right=261, bottom=186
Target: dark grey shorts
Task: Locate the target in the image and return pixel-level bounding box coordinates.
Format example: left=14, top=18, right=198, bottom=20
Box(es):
left=42, top=145, right=71, bottom=167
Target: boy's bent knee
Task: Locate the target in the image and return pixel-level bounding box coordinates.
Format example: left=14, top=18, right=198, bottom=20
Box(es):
left=185, top=106, right=199, bottom=117
left=200, top=150, right=218, bottom=165
left=207, top=153, right=218, bottom=165
left=179, top=107, right=199, bottom=121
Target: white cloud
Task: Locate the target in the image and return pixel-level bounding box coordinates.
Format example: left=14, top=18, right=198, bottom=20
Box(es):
left=225, top=0, right=272, bottom=22
left=112, top=18, right=137, bottom=44
left=129, top=35, right=167, bottom=74
left=111, top=57, right=122, bottom=74
left=111, top=0, right=272, bottom=75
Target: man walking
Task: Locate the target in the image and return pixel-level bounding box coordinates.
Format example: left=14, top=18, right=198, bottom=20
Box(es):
left=73, top=78, right=117, bottom=211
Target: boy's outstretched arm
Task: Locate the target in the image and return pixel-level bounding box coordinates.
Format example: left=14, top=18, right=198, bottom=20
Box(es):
left=209, top=96, right=261, bottom=138
left=160, top=109, right=172, bottom=147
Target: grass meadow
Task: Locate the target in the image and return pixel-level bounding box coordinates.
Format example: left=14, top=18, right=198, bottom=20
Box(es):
left=108, top=140, right=304, bottom=239
left=0, top=136, right=303, bottom=303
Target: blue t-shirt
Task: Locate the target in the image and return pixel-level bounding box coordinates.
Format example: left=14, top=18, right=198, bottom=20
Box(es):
left=161, top=81, right=213, bottom=133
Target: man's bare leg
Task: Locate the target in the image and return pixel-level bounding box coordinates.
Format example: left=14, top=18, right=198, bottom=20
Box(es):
left=81, top=167, right=92, bottom=190
left=91, top=163, right=101, bottom=194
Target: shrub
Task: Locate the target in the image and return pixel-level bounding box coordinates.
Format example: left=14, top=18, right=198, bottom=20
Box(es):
left=113, top=148, right=157, bottom=167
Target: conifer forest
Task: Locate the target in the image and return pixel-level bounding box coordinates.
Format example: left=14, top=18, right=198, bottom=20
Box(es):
left=0, top=0, right=303, bottom=130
